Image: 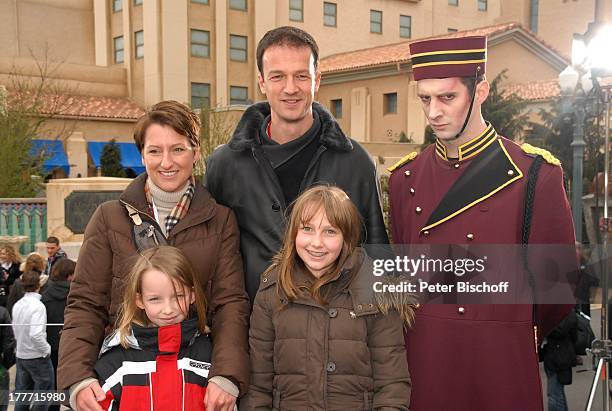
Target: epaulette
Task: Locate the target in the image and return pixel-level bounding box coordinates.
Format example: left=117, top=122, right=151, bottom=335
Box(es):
left=520, top=143, right=561, bottom=166
left=387, top=151, right=418, bottom=172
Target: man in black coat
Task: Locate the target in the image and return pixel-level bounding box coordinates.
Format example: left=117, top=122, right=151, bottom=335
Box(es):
left=206, top=26, right=388, bottom=300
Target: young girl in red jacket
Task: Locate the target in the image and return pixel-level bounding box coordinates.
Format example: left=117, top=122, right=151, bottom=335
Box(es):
left=242, top=185, right=413, bottom=410
left=94, top=246, right=214, bottom=411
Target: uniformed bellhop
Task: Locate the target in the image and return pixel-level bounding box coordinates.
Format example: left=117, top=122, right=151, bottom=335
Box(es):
left=388, top=36, right=576, bottom=411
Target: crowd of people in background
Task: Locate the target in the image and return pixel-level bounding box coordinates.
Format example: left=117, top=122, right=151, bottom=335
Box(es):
left=0, top=237, right=73, bottom=411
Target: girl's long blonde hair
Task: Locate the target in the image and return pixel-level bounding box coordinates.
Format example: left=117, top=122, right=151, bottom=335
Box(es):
left=115, top=246, right=207, bottom=347
left=271, top=185, right=363, bottom=305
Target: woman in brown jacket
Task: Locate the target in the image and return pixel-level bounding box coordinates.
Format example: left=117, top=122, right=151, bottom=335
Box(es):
left=58, top=101, right=250, bottom=411
left=242, top=186, right=411, bottom=410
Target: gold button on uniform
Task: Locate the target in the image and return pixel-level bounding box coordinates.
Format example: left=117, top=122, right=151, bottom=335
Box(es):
left=404, top=170, right=411, bottom=176
left=458, top=307, right=465, bottom=314
left=416, top=207, right=422, bottom=214
left=507, top=170, right=514, bottom=176
left=454, top=163, right=460, bottom=169
left=410, top=188, right=415, bottom=195
left=423, top=230, right=430, bottom=236
left=466, top=233, right=474, bottom=240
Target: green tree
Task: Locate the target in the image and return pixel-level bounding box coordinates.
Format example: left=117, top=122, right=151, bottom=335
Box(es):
left=0, top=54, right=74, bottom=197
left=482, top=69, right=529, bottom=140
left=525, top=97, right=604, bottom=191
left=100, top=139, right=127, bottom=177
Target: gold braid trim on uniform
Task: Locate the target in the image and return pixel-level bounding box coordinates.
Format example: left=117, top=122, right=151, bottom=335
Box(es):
left=520, top=143, right=561, bottom=166
left=387, top=151, right=419, bottom=172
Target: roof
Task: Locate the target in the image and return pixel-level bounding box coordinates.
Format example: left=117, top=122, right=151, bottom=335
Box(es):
left=320, top=22, right=567, bottom=74
left=6, top=90, right=145, bottom=120
left=40, top=94, right=145, bottom=120
left=503, top=80, right=560, bottom=102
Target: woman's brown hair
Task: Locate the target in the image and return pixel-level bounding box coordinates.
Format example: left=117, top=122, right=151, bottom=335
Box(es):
left=271, top=185, right=363, bottom=305
left=115, top=246, right=207, bottom=347
left=21, top=253, right=44, bottom=274
left=133, top=100, right=201, bottom=153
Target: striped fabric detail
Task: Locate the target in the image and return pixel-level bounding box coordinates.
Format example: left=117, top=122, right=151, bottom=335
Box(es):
left=435, top=123, right=497, bottom=161
left=164, top=178, right=195, bottom=234
left=411, top=48, right=486, bottom=69
left=101, top=360, right=157, bottom=392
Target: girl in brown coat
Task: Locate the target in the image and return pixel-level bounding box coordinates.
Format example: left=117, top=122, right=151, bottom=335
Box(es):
left=242, top=186, right=411, bottom=410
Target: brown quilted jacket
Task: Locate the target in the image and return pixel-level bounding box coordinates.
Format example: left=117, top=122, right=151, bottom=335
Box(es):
left=58, top=174, right=251, bottom=394
left=241, top=249, right=411, bottom=410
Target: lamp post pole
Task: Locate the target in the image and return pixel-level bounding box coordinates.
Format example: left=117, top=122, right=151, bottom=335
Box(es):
left=571, top=87, right=586, bottom=243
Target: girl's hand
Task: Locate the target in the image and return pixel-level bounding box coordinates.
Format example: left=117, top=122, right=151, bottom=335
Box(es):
left=205, top=381, right=237, bottom=411
left=76, top=381, right=105, bottom=411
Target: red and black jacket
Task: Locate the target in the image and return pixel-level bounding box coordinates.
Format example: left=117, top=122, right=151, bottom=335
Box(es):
left=95, top=318, right=212, bottom=411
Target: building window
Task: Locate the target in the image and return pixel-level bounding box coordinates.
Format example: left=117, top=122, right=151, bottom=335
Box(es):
left=230, top=35, right=247, bottom=61
left=191, top=29, right=210, bottom=58
left=230, top=86, right=249, bottom=105
left=330, top=99, right=342, bottom=119
left=113, top=36, right=124, bottom=64
left=400, top=15, right=411, bottom=38
left=447, top=28, right=458, bottom=33
left=384, top=93, right=397, bottom=114
left=324, top=2, right=337, bottom=27
left=289, top=0, right=303, bottom=21
left=478, top=0, right=487, bottom=11
left=448, top=0, right=458, bottom=5
left=370, top=10, right=382, bottom=34
left=134, top=0, right=142, bottom=5
left=134, top=30, right=144, bottom=59
left=191, top=83, right=210, bottom=109
left=112, top=0, right=122, bottom=12
left=192, top=0, right=209, bottom=3
left=229, top=0, right=247, bottom=10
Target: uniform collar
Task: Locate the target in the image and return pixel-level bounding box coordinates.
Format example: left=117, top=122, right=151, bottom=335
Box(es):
left=435, top=123, right=498, bottom=162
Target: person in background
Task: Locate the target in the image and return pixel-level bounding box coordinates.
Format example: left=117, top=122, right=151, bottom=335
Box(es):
left=0, top=245, right=22, bottom=286
left=0, top=304, right=15, bottom=411
left=42, top=237, right=67, bottom=278
left=8, top=253, right=46, bottom=314
left=42, top=258, right=76, bottom=411
left=12, top=270, right=54, bottom=411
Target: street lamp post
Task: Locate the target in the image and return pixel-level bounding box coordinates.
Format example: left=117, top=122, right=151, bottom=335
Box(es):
left=571, top=86, right=586, bottom=242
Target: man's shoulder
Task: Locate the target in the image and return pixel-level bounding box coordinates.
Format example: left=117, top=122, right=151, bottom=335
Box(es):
left=500, top=138, right=562, bottom=168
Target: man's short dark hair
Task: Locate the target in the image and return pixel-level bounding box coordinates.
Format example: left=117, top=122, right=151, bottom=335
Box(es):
left=256, top=26, right=319, bottom=75
left=22, top=271, right=41, bottom=292
left=46, top=236, right=60, bottom=245
left=459, top=75, right=486, bottom=96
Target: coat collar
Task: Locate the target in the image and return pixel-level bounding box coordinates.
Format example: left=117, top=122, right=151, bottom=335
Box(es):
left=119, top=173, right=217, bottom=235
left=435, top=122, right=498, bottom=162
left=259, top=248, right=378, bottom=315
left=99, top=317, right=201, bottom=356
left=228, top=101, right=353, bottom=152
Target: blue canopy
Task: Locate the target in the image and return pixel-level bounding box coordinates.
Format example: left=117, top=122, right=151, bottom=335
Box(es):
left=30, top=140, right=70, bottom=175
left=88, top=141, right=145, bottom=175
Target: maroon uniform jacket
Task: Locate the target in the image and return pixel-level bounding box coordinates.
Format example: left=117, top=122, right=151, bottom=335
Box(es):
left=388, top=124, right=576, bottom=411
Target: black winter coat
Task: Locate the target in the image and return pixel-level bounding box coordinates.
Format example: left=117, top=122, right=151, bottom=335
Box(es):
left=542, top=309, right=578, bottom=385
left=205, top=102, right=389, bottom=299
left=41, top=280, right=70, bottom=352
left=0, top=306, right=15, bottom=370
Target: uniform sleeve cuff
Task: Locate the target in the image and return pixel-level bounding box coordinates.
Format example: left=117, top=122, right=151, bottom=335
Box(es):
left=69, top=378, right=98, bottom=410
left=208, top=376, right=239, bottom=397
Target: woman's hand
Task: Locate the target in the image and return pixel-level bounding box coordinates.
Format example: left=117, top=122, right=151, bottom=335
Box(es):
left=76, top=381, right=105, bottom=411
left=205, top=381, right=237, bottom=411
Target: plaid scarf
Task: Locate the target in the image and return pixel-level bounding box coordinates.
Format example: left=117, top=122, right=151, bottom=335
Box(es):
left=145, top=177, right=195, bottom=235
